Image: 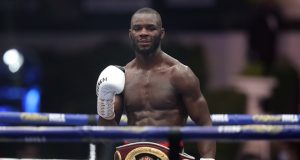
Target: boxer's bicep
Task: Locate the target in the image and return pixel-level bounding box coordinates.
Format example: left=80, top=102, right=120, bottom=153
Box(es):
left=184, top=86, right=211, bottom=126
left=184, top=93, right=212, bottom=126
left=174, top=66, right=212, bottom=126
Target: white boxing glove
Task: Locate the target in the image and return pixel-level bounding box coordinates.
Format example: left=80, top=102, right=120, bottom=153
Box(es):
left=96, top=65, right=125, bottom=120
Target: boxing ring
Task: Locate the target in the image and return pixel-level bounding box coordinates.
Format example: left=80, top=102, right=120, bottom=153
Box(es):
left=0, top=112, right=300, bottom=160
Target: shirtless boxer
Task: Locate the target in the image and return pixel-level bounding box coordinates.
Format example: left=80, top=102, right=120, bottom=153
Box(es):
left=97, top=7, right=216, bottom=160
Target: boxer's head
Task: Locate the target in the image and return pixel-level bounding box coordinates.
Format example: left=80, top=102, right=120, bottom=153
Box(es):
left=129, top=7, right=165, bottom=55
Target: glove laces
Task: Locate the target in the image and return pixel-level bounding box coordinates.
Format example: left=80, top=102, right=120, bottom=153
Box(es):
left=97, top=98, right=115, bottom=120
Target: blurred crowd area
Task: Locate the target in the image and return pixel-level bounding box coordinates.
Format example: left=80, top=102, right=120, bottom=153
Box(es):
left=0, top=0, right=300, bottom=159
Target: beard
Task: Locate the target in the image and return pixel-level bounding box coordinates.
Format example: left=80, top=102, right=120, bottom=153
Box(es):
left=131, top=35, right=161, bottom=55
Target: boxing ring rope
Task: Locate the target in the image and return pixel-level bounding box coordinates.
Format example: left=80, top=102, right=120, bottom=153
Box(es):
left=1, top=112, right=300, bottom=160
left=0, top=112, right=299, bottom=126
left=0, top=125, right=300, bottom=142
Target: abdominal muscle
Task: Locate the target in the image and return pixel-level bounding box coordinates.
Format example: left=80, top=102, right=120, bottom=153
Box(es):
left=126, top=109, right=187, bottom=126
left=124, top=109, right=186, bottom=146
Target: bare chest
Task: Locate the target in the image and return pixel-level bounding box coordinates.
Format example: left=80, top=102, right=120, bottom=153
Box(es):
left=124, top=70, right=178, bottom=111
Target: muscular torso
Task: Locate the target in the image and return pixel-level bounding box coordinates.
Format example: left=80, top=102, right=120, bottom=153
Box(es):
left=123, top=56, right=188, bottom=126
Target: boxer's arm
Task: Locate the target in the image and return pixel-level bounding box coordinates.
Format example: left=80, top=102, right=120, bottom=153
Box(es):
left=173, top=65, right=216, bottom=159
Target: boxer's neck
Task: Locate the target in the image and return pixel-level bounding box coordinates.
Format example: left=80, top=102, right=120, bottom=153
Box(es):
left=135, top=50, right=164, bottom=69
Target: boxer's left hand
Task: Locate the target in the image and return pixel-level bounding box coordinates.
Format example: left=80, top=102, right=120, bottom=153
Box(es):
left=96, top=65, right=125, bottom=120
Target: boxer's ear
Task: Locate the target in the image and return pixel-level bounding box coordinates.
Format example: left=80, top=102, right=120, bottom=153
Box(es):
left=160, top=27, right=165, bottom=39
left=129, top=29, right=132, bottom=40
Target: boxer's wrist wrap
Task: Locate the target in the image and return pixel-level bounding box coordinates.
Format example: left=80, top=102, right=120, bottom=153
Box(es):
left=97, top=98, right=115, bottom=120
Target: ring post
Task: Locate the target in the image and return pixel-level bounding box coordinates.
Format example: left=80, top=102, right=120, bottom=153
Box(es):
left=89, top=143, right=96, bottom=160
left=168, top=128, right=182, bottom=160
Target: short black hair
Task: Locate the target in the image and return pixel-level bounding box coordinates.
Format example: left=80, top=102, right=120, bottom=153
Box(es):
left=131, top=7, right=162, bottom=27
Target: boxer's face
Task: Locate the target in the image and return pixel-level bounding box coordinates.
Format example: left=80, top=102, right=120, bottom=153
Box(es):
left=129, top=13, right=165, bottom=55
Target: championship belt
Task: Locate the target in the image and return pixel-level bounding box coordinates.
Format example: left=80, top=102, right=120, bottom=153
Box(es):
left=114, top=142, right=195, bottom=160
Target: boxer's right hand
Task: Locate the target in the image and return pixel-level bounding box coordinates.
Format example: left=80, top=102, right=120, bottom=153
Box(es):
left=96, top=65, right=125, bottom=120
